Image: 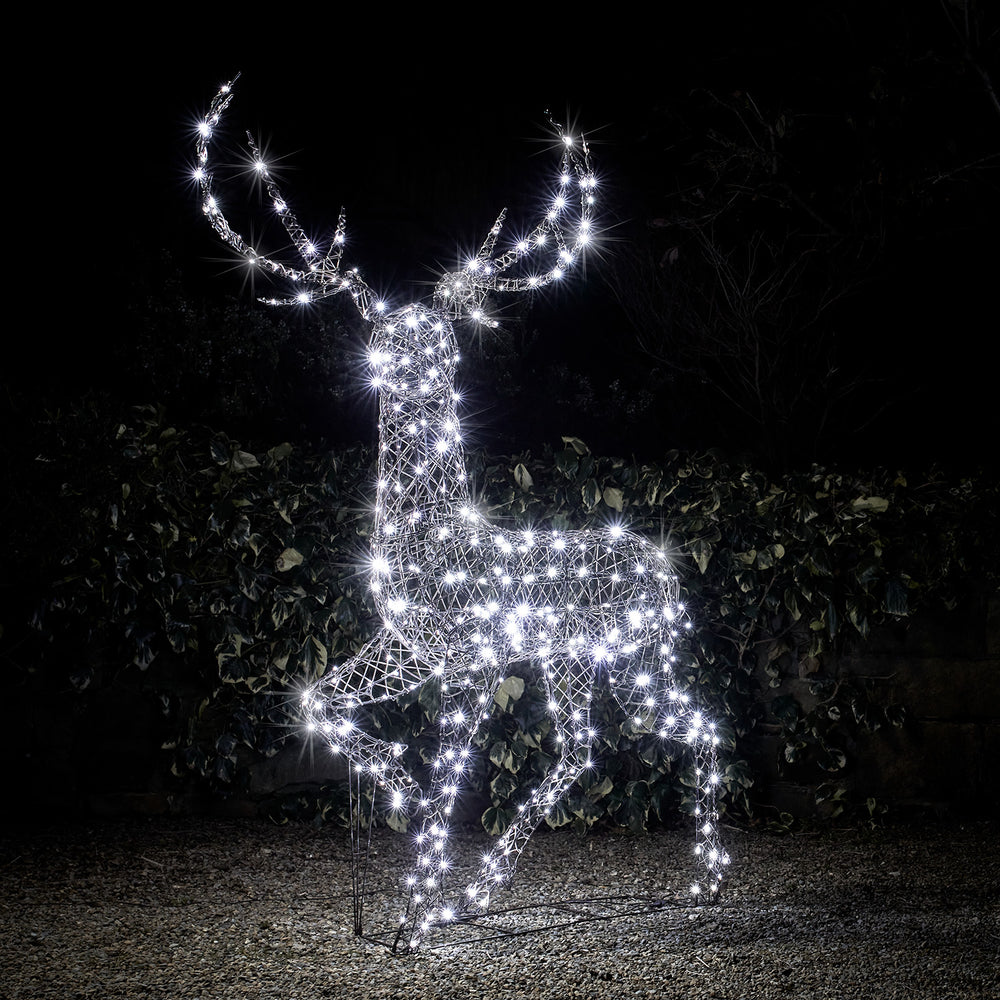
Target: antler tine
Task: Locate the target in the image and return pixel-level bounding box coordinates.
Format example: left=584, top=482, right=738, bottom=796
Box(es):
left=243, top=135, right=348, bottom=289
left=322, top=208, right=349, bottom=274
left=194, top=78, right=377, bottom=317
left=433, top=119, right=596, bottom=322
left=490, top=120, right=595, bottom=284
left=476, top=208, right=508, bottom=262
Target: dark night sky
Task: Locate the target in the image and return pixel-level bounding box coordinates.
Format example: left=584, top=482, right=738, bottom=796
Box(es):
left=20, top=3, right=999, bottom=469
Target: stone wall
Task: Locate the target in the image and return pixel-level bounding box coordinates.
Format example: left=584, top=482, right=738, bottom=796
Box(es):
left=747, top=593, right=1000, bottom=819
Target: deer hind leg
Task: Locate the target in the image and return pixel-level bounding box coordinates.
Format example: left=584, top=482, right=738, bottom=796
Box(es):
left=688, top=724, right=729, bottom=900
left=464, top=660, right=596, bottom=913
left=614, top=656, right=731, bottom=901
left=464, top=734, right=593, bottom=914
left=392, top=668, right=498, bottom=953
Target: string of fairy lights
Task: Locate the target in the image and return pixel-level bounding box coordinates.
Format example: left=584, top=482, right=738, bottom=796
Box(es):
left=193, top=76, right=730, bottom=952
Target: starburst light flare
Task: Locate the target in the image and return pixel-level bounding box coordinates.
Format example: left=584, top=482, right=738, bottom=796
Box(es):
left=193, top=76, right=730, bottom=953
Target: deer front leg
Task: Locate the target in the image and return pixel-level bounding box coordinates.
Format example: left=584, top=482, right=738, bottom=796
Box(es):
left=301, top=630, right=422, bottom=806
left=392, top=668, right=499, bottom=953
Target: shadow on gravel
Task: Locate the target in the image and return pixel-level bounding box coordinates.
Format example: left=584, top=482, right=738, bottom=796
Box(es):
left=2, top=819, right=997, bottom=999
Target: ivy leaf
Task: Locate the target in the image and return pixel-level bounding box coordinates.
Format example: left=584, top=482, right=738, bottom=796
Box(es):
left=602, top=486, right=624, bottom=512
left=847, top=604, right=870, bottom=637
left=132, top=635, right=156, bottom=670
left=561, top=436, right=590, bottom=455
left=494, top=675, right=525, bottom=712
left=771, top=694, right=800, bottom=728
left=231, top=450, right=260, bottom=471
left=219, top=655, right=249, bottom=684
left=884, top=579, right=909, bottom=616
left=482, top=805, right=515, bottom=836
left=783, top=588, right=801, bottom=621
left=619, top=780, right=650, bottom=834
left=488, top=740, right=509, bottom=768
left=166, top=619, right=191, bottom=654
left=723, top=759, right=754, bottom=790
left=585, top=775, right=614, bottom=801
left=571, top=796, right=604, bottom=824
left=513, top=463, right=534, bottom=491
left=528, top=749, right=556, bottom=779
left=299, top=636, right=328, bottom=676
left=544, top=799, right=574, bottom=829
left=851, top=496, right=889, bottom=513
left=885, top=704, right=906, bottom=727
left=385, top=809, right=409, bottom=834
left=275, top=547, right=304, bottom=572
left=819, top=747, right=847, bottom=772
left=490, top=770, right=519, bottom=802
left=518, top=723, right=546, bottom=750
left=555, top=449, right=579, bottom=477
left=689, top=537, right=713, bottom=574
left=417, top=678, right=441, bottom=718
left=228, top=515, right=251, bottom=547
left=235, top=562, right=264, bottom=601
left=267, top=442, right=294, bottom=463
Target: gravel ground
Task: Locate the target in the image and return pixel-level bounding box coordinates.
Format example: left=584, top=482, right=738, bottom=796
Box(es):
left=1, top=817, right=997, bottom=999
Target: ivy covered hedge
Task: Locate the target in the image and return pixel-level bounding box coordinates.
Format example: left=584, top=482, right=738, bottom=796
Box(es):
left=9, top=401, right=997, bottom=828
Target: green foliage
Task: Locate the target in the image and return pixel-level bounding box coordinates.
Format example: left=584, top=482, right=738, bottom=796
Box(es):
left=469, top=445, right=996, bottom=827
left=15, top=402, right=376, bottom=793
left=12, top=404, right=998, bottom=828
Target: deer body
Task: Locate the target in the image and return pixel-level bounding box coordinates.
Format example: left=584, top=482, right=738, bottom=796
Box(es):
left=366, top=307, right=681, bottom=681
left=194, top=79, right=729, bottom=952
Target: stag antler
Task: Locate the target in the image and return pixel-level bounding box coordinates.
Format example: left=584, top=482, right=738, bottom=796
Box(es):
left=193, top=76, right=379, bottom=318
left=195, top=79, right=595, bottom=324
left=433, top=118, right=597, bottom=322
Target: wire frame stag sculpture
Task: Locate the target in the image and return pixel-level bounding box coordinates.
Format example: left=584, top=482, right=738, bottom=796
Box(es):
left=194, top=77, right=730, bottom=953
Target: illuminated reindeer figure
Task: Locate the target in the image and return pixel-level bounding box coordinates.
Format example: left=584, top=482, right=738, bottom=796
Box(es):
left=195, top=78, right=729, bottom=952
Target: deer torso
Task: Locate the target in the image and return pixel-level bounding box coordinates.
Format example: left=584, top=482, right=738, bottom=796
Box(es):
left=366, top=308, right=680, bottom=675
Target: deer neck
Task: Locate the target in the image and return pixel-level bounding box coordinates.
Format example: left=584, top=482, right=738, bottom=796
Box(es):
left=368, top=308, right=473, bottom=537
left=374, top=384, right=472, bottom=536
